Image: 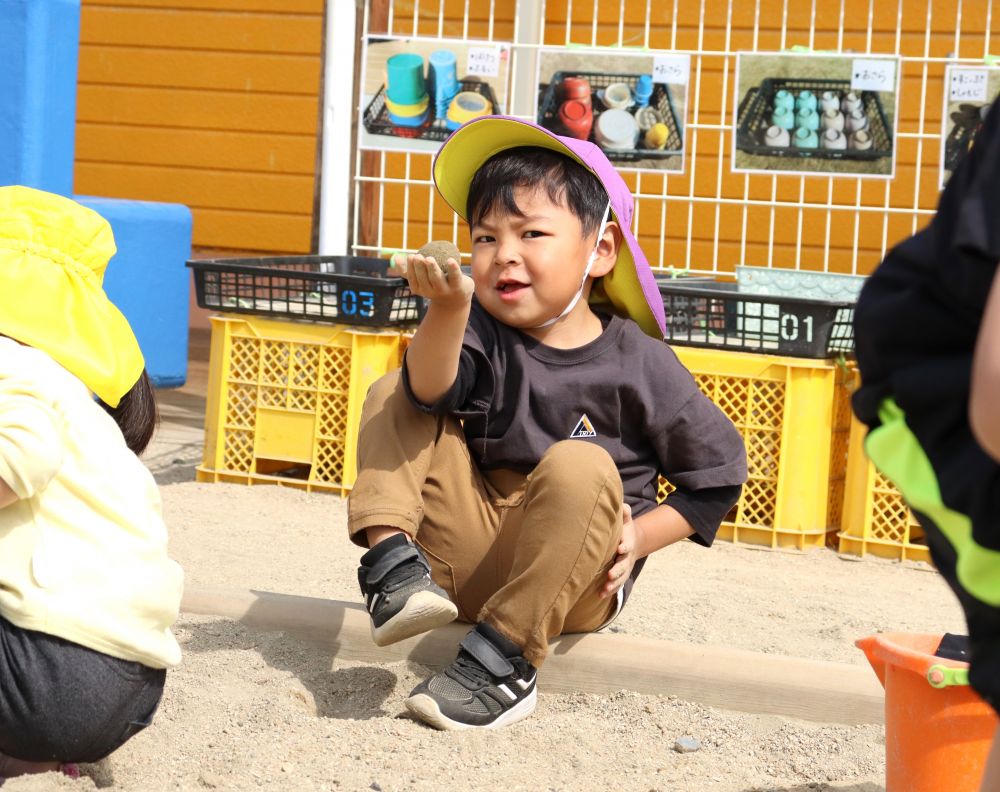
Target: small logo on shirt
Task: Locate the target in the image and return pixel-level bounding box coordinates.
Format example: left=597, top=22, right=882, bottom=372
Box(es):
left=570, top=414, right=597, bottom=438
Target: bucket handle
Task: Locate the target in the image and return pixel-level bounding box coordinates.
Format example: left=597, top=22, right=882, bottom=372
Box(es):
left=927, top=664, right=970, bottom=688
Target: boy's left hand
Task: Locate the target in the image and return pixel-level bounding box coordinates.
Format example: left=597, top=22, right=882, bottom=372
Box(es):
left=601, top=503, right=639, bottom=599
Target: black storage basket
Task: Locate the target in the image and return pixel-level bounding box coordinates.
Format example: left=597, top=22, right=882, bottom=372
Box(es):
left=187, top=255, right=426, bottom=327
left=735, top=77, right=893, bottom=160
left=658, top=280, right=855, bottom=358
left=362, top=79, right=499, bottom=143
left=943, top=115, right=983, bottom=173
left=537, top=70, right=684, bottom=162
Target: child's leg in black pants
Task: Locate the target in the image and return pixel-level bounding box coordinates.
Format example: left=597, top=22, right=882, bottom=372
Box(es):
left=0, top=615, right=165, bottom=774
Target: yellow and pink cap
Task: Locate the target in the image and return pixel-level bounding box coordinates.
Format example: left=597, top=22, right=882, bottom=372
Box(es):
left=432, top=115, right=667, bottom=339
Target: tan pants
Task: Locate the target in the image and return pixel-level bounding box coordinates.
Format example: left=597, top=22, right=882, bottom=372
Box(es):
left=347, top=370, right=622, bottom=667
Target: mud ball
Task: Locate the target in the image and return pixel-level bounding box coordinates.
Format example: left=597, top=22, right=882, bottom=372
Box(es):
left=418, top=240, right=461, bottom=270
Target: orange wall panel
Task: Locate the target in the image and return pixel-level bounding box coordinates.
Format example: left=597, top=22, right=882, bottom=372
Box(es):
left=75, top=1, right=324, bottom=254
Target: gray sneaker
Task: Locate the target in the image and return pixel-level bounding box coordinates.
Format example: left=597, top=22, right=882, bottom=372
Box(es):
left=357, top=535, right=458, bottom=647
left=405, top=622, right=537, bottom=730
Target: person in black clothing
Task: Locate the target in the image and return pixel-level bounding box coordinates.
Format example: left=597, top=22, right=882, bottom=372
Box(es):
left=852, top=95, right=1000, bottom=790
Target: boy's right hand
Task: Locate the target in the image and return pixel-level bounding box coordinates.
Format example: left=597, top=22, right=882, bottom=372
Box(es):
left=391, top=253, right=474, bottom=310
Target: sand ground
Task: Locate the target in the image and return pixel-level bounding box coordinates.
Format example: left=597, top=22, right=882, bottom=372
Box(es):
left=5, top=330, right=967, bottom=792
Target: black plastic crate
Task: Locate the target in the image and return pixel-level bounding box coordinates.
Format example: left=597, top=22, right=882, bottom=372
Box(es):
left=362, top=79, right=499, bottom=143
left=187, top=255, right=426, bottom=327
left=537, top=70, right=683, bottom=162
left=735, top=77, right=893, bottom=161
left=943, top=109, right=984, bottom=173
left=658, top=280, right=854, bottom=358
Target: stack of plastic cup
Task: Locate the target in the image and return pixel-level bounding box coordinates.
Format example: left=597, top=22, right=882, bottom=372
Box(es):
left=428, top=49, right=459, bottom=120
left=385, top=53, right=429, bottom=127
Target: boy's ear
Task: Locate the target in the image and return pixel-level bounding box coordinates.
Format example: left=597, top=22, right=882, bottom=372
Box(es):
left=588, top=221, right=622, bottom=279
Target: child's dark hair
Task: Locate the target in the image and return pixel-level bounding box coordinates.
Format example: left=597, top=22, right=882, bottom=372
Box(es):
left=466, top=147, right=609, bottom=236
left=100, top=369, right=158, bottom=456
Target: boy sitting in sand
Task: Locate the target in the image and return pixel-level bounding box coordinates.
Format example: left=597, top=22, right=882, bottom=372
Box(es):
left=346, top=116, right=747, bottom=730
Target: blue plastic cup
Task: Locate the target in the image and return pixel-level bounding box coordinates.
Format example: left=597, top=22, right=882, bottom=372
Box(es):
left=428, top=49, right=459, bottom=118
left=633, top=74, right=654, bottom=108
left=386, top=53, right=426, bottom=105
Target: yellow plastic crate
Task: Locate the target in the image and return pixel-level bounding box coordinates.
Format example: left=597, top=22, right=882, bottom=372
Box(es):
left=837, top=415, right=931, bottom=563
left=656, top=347, right=853, bottom=550
left=197, top=314, right=402, bottom=495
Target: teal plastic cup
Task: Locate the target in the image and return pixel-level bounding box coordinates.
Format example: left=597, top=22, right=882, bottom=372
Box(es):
left=796, top=107, right=820, bottom=131
left=792, top=126, right=818, bottom=148
left=771, top=105, right=795, bottom=130
left=795, top=90, right=817, bottom=113
left=773, top=89, right=795, bottom=112
left=386, top=53, right=427, bottom=105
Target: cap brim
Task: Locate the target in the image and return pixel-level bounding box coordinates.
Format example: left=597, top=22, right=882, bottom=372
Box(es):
left=434, top=117, right=584, bottom=222
left=433, top=116, right=666, bottom=339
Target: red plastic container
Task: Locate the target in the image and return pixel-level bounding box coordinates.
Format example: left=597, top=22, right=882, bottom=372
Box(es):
left=558, top=99, right=593, bottom=140
left=560, top=76, right=592, bottom=108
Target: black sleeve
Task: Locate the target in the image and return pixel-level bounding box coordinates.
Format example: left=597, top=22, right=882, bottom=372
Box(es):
left=664, top=484, right=742, bottom=547
left=653, top=381, right=748, bottom=491
left=401, top=347, right=478, bottom=415
left=401, top=299, right=497, bottom=416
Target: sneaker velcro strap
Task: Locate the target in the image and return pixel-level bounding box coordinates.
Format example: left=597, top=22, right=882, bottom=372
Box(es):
left=366, top=544, right=427, bottom=586
left=459, top=629, right=515, bottom=678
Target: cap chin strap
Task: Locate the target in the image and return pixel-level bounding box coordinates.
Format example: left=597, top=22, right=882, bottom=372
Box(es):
left=534, top=201, right=613, bottom=329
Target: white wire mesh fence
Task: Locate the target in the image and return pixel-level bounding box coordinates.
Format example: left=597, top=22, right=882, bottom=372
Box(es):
left=351, top=0, right=996, bottom=277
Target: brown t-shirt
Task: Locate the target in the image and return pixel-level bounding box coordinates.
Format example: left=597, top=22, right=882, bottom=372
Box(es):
left=403, top=300, right=747, bottom=547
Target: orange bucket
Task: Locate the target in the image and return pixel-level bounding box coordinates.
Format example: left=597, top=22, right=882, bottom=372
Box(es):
left=857, top=632, right=998, bottom=792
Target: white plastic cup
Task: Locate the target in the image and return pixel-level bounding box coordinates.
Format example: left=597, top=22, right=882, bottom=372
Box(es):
left=821, top=108, right=845, bottom=131
left=594, top=108, right=639, bottom=148
left=845, top=108, right=868, bottom=133
left=850, top=129, right=873, bottom=150
left=841, top=91, right=862, bottom=114
left=763, top=125, right=790, bottom=147
left=602, top=82, right=633, bottom=110
left=820, top=128, right=847, bottom=150
left=819, top=91, right=841, bottom=113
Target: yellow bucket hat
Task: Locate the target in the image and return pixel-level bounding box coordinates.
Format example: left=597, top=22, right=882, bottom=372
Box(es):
left=0, top=186, right=144, bottom=407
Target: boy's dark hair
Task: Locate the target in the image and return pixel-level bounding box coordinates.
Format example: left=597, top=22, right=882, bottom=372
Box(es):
left=100, top=369, right=158, bottom=456
left=466, top=147, right=609, bottom=236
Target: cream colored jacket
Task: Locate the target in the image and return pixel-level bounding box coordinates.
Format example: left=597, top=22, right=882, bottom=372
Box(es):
left=0, top=337, right=182, bottom=668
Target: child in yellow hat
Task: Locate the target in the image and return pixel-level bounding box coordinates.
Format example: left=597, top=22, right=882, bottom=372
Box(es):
left=0, top=187, right=183, bottom=779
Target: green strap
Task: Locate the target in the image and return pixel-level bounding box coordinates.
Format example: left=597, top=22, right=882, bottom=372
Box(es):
left=865, top=398, right=1000, bottom=606
left=927, top=664, right=970, bottom=688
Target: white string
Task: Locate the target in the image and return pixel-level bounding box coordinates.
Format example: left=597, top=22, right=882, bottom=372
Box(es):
left=535, top=201, right=613, bottom=327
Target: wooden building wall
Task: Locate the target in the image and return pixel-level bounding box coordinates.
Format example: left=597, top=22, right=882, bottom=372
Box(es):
left=74, top=0, right=325, bottom=253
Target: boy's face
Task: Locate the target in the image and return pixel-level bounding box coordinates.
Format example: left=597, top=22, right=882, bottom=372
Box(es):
left=469, top=185, right=617, bottom=340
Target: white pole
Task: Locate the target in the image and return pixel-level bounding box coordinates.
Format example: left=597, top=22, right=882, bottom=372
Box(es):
left=318, top=0, right=358, bottom=255
left=512, top=0, right=545, bottom=117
